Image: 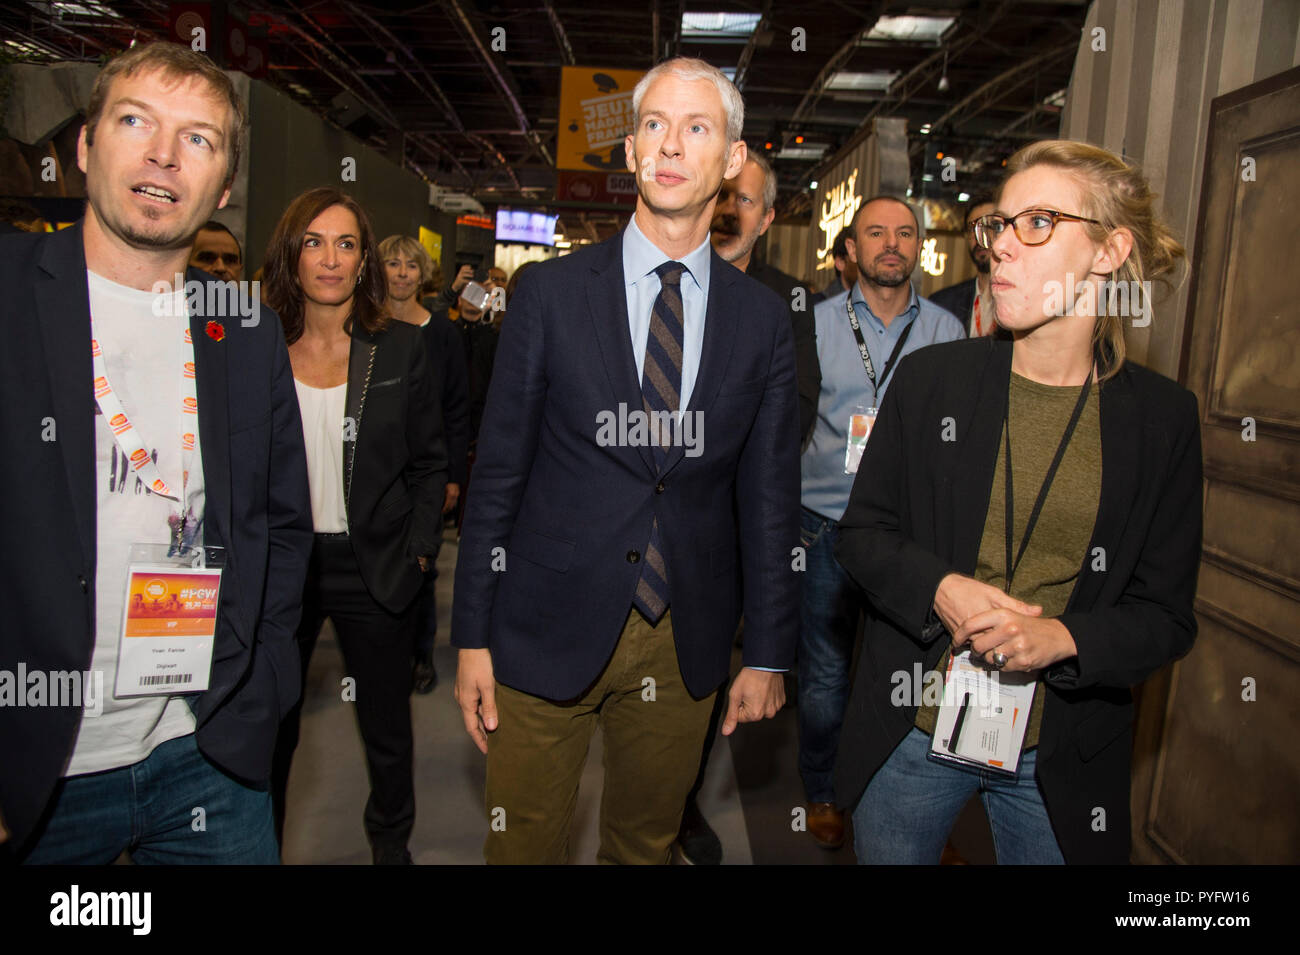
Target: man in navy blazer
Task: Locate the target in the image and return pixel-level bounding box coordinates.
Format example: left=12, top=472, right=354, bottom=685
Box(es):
left=452, top=57, right=801, bottom=864
left=0, top=43, right=311, bottom=862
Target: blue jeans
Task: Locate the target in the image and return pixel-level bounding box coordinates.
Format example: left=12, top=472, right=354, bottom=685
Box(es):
left=853, top=727, right=1065, bottom=864
left=21, top=733, right=279, bottom=865
left=797, top=506, right=862, bottom=803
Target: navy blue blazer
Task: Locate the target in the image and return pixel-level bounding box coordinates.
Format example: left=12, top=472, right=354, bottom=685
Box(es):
left=451, top=231, right=801, bottom=700
left=0, top=223, right=313, bottom=850
left=928, top=277, right=976, bottom=331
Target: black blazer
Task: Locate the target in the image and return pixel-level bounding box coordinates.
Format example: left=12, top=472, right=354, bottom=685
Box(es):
left=0, top=223, right=314, bottom=850
left=451, top=232, right=801, bottom=701
left=747, top=261, right=821, bottom=444
left=456, top=317, right=499, bottom=443
left=832, top=336, right=1203, bottom=864
left=338, top=320, right=448, bottom=615
left=419, top=314, right=470, bottom=487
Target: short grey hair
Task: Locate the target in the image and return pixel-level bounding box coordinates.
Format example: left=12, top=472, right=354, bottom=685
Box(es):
left=746, top=152, right=777, bottom=212
left=632, top=57, right=744, bottom=144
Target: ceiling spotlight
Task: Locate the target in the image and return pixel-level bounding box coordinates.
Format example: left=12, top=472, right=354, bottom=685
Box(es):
left=937, top=48, right=950, bottom=93
left=810, top=180, right=819, bottom=190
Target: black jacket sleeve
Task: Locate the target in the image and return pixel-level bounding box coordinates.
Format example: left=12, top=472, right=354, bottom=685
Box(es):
left=1048, top=388, right=1202, bottom=689
left=790, top=284, right=821, bottom=444
left=834, top=356, right=955, bottom=641
left=403, top=328, right=449, bottom=559
left=434, top=316, right=471, bottom=486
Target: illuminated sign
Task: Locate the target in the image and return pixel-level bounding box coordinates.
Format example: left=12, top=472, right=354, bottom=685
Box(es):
left=817, top=168, right=863, bottom=261
left=920, top=237, right=948, bottom=277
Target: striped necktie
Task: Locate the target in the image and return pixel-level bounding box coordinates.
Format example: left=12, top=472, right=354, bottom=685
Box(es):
left=632, top=260, right=685, bottom=623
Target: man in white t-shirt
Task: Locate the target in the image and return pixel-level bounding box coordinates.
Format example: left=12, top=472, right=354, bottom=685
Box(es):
left=0, top=42, right=312, bottom=863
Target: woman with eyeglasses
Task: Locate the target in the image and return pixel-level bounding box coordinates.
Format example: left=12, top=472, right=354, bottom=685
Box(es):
left=832, top=140, right=1202, bottom=864
left=265, top=188, right=447, bottom=865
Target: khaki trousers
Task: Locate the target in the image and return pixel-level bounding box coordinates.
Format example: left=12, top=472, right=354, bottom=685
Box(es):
left=484, top=608, right=716, bottom=864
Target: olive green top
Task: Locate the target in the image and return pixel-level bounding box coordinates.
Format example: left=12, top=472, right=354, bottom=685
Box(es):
left=914, top=371, right=1101, bottom=749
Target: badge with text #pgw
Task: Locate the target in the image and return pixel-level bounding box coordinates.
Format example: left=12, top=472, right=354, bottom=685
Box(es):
left=114, top=563, right=221, bottom=697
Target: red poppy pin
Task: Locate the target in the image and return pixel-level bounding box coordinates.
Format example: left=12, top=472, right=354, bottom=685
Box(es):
left=205, top=320, right=225, bottom=342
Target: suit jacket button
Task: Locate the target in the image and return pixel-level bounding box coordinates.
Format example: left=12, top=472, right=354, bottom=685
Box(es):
left=655, top=481, right=665, bottom=494
left=626, top=550, right=640, bottom=563
left=78, top=575, right=88, bottom=593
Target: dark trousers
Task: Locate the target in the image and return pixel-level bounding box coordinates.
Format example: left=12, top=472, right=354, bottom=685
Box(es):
left=412, top=569, right=437, bottom=657
left=686, top=680, right=729, bottom=807
left=272, top=534, right=417, bottom=854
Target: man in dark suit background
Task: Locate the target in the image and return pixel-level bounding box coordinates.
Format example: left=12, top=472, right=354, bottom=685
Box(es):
left=0, top=42, right=312, bottom=862
left=809, top=225, right=857, bottom=306
left=710, top=151, right=820, bottom=444
left=929, top=194, right=997, bottom=338
left=452, top=56, right=801, bottom=864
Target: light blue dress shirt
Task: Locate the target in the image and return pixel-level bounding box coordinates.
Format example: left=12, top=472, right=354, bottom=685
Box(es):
left=622, top=214, right=711, bottom=409
left=801, top=281, right=964, bottom=522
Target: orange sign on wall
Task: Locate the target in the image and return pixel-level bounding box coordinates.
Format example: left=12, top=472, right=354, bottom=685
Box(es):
left=556, top=67, right=647, bottom=172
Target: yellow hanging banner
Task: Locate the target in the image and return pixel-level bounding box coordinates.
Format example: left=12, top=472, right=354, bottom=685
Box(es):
left=556, top=66, right=647, bottom=172
left=419, top=227, right=442, bottom=266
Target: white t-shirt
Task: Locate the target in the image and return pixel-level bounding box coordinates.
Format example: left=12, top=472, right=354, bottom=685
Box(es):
left=64, top=270, right=204, bottom=777
left=294, top=380, right=348, bottom=533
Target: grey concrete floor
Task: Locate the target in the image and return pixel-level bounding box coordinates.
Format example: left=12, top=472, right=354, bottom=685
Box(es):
left=279, top=529, right=994, bottom=865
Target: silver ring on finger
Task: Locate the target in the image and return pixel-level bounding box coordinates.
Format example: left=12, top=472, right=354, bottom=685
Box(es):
left=991, top=651, right=1008, bottom=670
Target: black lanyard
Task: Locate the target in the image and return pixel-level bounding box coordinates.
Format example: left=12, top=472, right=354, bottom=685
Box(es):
left=1003, top=365, right=1094, bottom=592
left=845, top=296, right=915, bottom=402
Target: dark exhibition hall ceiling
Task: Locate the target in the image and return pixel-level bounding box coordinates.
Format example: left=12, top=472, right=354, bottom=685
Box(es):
left=2, top=0, right=1090, bottom=218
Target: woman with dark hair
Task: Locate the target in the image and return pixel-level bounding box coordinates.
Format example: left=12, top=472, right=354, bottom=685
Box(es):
left=833, top=140, right=1201, bottom=864
left=267, top=188, right=447, bottom=865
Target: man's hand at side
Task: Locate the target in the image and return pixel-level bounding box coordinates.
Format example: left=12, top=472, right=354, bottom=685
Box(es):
left=455, top=648, right=498, bottom=754
left=721, top=668, right=786, bottom=736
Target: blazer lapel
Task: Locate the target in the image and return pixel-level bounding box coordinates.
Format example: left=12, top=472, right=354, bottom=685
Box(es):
left=185, top=269, right=258, bottom=646
left=586, top=234, right=657, bottom=477
left=949, top=338, right=1012, bottom=570
left=662, top=250, right=739, bottom=476
left=343, top=327, right=376, bottom=509
left=187, top=268, right=234, bottom=559
left=36, top=223, right=96, bottom=571
left=1067, top=365, right=1141, bottom=611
